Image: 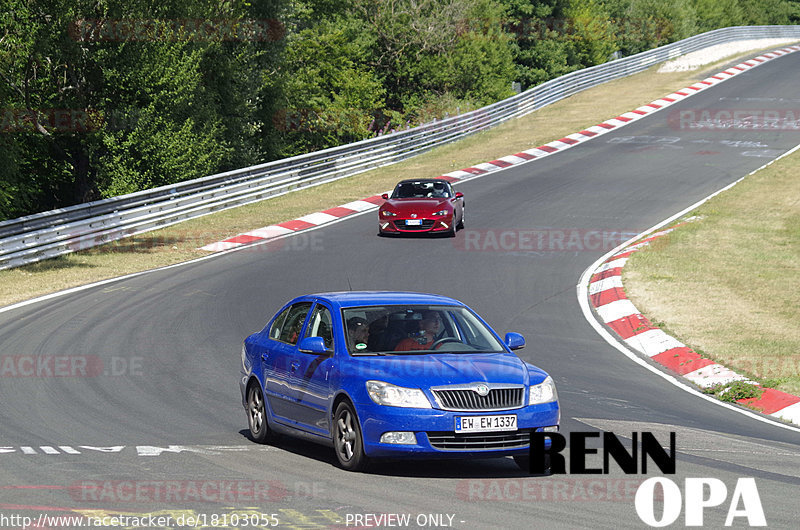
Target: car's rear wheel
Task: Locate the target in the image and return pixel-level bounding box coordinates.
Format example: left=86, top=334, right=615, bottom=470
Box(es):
left=333, top=401, right=369, bottom=471
left=247, top=382, right=273, bottom=444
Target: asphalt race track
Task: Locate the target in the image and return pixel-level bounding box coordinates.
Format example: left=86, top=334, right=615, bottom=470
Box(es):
left=1, top=51, right=799, bottom=529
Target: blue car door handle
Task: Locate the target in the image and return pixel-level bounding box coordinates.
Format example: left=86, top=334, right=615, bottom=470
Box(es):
left=291, top=361, right=300, bottom=372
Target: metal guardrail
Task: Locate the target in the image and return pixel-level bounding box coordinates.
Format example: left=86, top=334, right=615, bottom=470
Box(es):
left=2, top=26, right=800, bottom=270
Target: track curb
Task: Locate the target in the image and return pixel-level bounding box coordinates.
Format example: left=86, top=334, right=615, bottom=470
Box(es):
left=586, top=222, right=800, bottom=426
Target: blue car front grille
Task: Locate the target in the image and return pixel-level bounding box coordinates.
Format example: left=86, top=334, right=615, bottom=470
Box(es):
left=427, top=429, right=532, bottom=451
left=433, top=387, right=524, bottom=411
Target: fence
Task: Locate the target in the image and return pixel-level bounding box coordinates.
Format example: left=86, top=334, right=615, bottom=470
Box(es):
left=2, top=26, right=799, bottom=270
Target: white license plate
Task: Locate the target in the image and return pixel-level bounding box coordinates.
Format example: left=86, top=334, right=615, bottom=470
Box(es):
left=405, top=219, right=423, bottom=226
left=455, top=414, right=517, bottom=433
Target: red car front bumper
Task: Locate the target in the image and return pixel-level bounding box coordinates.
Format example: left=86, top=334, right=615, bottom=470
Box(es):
left=379, top=217, right=453, bottom=233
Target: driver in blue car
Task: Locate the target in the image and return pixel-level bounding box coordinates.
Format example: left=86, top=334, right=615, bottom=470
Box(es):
left=394, top=310, right=442, bottom=351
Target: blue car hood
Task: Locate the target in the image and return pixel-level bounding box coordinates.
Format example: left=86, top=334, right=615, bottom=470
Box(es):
left=346, top=352, right=539, bottom=387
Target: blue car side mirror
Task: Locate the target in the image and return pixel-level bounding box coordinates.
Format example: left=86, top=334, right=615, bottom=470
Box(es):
left=298, top=336, right=330, bottom=354
left=504, top=332, right=525, bottom=350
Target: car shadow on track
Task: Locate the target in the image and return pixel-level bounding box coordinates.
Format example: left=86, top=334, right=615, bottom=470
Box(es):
left=377, top=231, right=457, bottom=239
left=239, top=430, right=545, bottom=478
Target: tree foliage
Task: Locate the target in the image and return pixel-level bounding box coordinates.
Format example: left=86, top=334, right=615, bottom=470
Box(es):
left=1, top=0, right=798, bottom=219
left=0, top=0, right=284, bottom=216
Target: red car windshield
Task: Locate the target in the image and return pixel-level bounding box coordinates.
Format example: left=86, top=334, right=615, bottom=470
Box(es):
left=392, top=182, right=450, bottom=199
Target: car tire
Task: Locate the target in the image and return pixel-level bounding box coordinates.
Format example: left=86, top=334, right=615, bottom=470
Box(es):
left=457, top=205, right=465, bottom=229
left=513, top=454, right=551, bottom=474
left=333, top=401, right=369, bottom=471
left=447, top=215, right=457, bottom=237
left=247, top=382, right=273, bottom=444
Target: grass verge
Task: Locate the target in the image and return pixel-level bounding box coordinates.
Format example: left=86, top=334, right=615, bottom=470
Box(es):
left=623, top=148, right=800, bottom=396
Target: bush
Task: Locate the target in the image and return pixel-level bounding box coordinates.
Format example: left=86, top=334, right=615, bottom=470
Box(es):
left=703, top=381, right=763, bottom=402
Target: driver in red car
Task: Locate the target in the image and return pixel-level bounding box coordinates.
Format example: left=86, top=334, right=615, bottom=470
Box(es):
left=394, top=310, right=443, bottom=351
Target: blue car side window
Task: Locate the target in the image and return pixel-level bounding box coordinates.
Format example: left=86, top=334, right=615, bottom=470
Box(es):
left=274, top=302, right=312, bottom=345
left=268, top=307, right=289, bottom=339
left=305, top=304, right=334, bottom=350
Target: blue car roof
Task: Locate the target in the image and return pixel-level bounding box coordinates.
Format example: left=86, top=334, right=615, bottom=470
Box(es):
left=299, top=291, right=465, bottom=309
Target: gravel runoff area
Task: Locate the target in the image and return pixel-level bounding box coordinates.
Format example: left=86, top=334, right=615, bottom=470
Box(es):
left=657, top=38, right=800, bottom=72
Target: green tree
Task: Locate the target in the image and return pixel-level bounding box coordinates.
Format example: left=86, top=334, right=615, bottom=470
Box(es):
left=352, top=0, right=515, bottom=123
left=499, top=0, right=576, bottom=89
left=278, top=17, right=384, bottom=155
left=736, top=0, right=794, bottom=24
left=691, top=0, right=742, bottom=31
left=0, top=0, right=285, bottom=217
left=789, top=0, right=800, bottom=22
left=562, top=0, right=617, bottom=67
left=607, top=0, right=698, bottom=56
left=1, top=0, right=102, bottom=216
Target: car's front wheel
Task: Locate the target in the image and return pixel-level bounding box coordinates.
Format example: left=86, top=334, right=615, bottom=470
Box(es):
left=446, top=214, right=457, bottom=237
left=333, top=401, right=369, bottom=471
left=247, top=382, right=273, bottom=444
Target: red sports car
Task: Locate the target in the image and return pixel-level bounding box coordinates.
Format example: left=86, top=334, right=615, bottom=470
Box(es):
left=378, top=179, right=465, bottom=236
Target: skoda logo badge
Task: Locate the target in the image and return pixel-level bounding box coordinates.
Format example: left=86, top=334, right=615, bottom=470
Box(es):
left=475, top=384, right=490, bottom=396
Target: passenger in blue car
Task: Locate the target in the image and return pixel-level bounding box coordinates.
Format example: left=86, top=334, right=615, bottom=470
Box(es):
left=394, top=310, right=442, bottom=351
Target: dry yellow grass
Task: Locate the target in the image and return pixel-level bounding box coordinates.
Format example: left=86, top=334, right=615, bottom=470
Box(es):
left=624, top=152, right=800, bottom=395
left=0, top=45, right=791, bottom=312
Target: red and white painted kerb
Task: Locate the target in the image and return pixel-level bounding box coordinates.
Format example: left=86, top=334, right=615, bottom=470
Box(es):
left=200, top=197, right=385, bottom=252
left=199, top=45, right=800, bottom=250
left=587, top=226, right=800, bottom=426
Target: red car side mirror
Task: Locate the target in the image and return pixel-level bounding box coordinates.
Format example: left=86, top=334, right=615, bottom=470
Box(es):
left=455, top=192, right=464, bottom=199
left=381, top=193, right=389, bottom=200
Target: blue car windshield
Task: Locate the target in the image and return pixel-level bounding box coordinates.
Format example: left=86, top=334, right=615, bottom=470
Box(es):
left=342, top=305, right=506, bottom=355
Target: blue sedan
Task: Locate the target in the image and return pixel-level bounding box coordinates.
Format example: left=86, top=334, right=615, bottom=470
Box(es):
left=239, top=291, right=559, bottom=471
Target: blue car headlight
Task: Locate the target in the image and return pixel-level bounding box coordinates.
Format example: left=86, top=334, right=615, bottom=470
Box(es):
left=529, top=376, right=558, bottom=405
left=366, top=380, right=432, bottom=408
